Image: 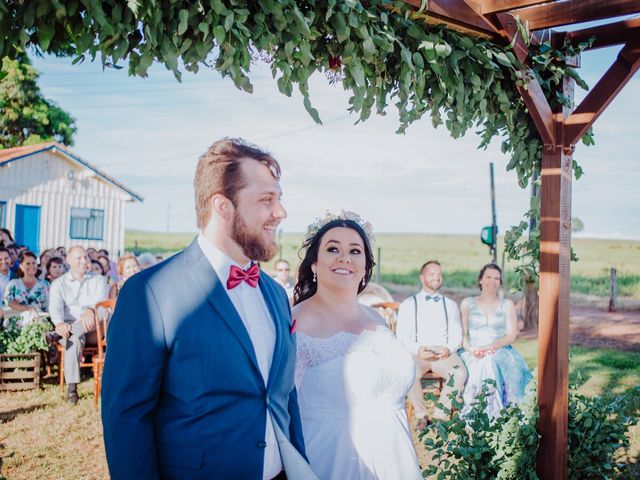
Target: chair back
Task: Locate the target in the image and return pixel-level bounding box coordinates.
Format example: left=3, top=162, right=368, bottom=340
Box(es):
left=94, top=298, right=116, bottom=356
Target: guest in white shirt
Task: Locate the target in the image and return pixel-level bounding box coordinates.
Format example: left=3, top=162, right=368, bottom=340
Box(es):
left=0, top=248, right=13, bottom=305
left=49, top=246, right=109, bottom=404
left=396, top=260, right=467, bottom=428
left=272, top=258, right=294, bottom=304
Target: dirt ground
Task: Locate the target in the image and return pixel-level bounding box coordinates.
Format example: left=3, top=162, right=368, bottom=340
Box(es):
left=387, top=284, right=640, bottom=352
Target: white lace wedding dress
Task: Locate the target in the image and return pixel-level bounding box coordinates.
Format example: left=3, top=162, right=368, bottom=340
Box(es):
left=296, top=325, right=422, bottom=480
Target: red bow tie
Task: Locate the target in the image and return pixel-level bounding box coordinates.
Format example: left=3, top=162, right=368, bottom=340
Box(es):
left=227, top=264, right=260, bottom=289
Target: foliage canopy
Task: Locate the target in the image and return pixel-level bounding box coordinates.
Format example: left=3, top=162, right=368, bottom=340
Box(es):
left=0, top=1, right=594, bottom=278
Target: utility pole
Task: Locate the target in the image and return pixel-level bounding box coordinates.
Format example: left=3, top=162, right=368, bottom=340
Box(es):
left=489, top=162, right=498, bottom=264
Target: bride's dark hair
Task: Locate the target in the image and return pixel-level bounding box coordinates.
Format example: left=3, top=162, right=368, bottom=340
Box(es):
left=293, top=219, right=375, bottom=305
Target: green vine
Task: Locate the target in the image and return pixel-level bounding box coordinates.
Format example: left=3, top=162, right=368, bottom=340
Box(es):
left=0, top=1, right=594, bottom=282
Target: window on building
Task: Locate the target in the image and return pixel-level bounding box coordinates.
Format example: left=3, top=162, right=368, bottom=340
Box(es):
left=70, top=208, right=104, bottom=240
left=0, top=201, right=6, bottom=228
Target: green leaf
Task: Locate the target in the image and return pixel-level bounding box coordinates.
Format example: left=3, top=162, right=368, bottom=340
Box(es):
left=177, top=9, right=189, bottom=36
left=303, top=96, right=322, bottom=124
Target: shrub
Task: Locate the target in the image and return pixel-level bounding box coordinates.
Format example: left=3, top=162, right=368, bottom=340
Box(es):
left=0, top=316, right=51, bottom=354
left=421, top=377, right=638, bottom=479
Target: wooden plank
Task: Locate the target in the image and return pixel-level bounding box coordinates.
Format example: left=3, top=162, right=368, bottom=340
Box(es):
left=565, top=37, right=640, bottom=145
left=0, top=360, right=38, bottom=368
left=537, top=75, right=573, bottom=480
left=512, top=0, right=640, bottom=31
left=517, top=79, right=556, bottom=146
left=404, top=0, right=501, bottom=35
left=0, top=370, right=38, bottom=380
left=566, top=17, right=640, bottom=50
left=478, top=0, right=557, bottom=15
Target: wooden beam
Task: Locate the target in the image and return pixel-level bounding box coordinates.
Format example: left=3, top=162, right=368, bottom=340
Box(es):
left=495, top=13, right=556, bottom=145
left=403, top=0, right=501, bottom=35
left=565, top=37, right=640, bottom=145
left=566, top=17, right=640, bottom=50
left=478, top=0, right=557, bottom=15
left=512, top=0, right=640, bottom=31
left=537, top=74, right=573, bottom=480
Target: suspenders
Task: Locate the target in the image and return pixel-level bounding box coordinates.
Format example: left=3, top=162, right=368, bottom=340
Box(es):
left=413, top=294, right=449, bottom=343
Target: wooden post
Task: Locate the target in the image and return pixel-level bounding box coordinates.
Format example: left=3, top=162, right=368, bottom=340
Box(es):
left=609, top=267, right=618, bottom=312
left=537, top=76, right=573, bottom=480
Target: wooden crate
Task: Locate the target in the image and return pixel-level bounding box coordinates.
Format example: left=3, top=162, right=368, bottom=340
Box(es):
left=0, top=353, right=41, bottom=391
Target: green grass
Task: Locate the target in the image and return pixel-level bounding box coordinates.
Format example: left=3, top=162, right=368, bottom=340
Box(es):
left=126, top=231, right=640, bottom=298
left=2, top=343, right=637, bottom=479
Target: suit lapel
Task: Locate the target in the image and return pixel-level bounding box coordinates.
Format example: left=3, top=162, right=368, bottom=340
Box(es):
left=187, top=242, right=262, bottom=379
left=259, top=275, right=286, bottom=389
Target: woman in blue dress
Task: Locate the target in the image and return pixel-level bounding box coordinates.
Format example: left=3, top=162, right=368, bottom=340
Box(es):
left=459, top=263, right=531, bottom=418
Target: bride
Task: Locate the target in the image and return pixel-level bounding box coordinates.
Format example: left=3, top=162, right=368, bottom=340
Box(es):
left=292, top=211, right=421, bottom=480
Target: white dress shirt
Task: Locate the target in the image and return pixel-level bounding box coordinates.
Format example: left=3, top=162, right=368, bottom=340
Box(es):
left=197, top=234, right=282, bottom=480
left=48, top=271, right=109, bottom=325
left=396, top=290, right=462, bottom=355
left=0, top=272, right=10, bottom=306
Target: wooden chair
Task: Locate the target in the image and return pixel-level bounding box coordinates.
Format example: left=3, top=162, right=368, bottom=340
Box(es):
left=406, top=371, right=445, bottom=422
left=92, top=299, right=116, bottom=408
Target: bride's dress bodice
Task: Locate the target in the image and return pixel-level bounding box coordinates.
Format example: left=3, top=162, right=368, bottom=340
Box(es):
left=295, top=325, right=421, bottom=480
left=296, top=325, right=415, bottom=415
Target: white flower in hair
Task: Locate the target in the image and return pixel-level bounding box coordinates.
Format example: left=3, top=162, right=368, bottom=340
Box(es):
left=305, top=209, right=375, bottom=243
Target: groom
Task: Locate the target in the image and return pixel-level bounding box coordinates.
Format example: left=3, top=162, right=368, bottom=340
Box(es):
left=102, top=138, right=315, bottom=479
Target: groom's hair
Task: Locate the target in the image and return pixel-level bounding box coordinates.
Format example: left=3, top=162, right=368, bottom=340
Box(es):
left=194, top=138, right=281, bottom=229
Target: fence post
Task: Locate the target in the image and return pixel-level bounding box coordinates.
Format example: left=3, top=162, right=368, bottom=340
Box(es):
left=609, top=267, right=618, bottom=312
left=376, top=247, right=381, bottom=284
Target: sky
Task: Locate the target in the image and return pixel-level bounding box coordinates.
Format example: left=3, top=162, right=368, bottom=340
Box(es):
left=29, top=36, right=640, bottom=239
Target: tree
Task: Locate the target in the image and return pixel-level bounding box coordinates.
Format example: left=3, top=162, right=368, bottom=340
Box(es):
left=0, top=51, right=76, bottom=149
left=571, top=217, right=584, bottom=233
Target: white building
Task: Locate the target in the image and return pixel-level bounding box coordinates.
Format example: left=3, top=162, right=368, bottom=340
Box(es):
left=0, top=142, right=142, bottom=255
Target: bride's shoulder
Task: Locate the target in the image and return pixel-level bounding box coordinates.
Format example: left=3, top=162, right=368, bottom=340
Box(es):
left=291, top=300, right=321, bottom=335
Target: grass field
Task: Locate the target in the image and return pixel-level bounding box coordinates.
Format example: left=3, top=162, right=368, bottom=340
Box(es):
left=1, top=341, right=638, bottom=479
left=126, top=230, right=640, bottom=299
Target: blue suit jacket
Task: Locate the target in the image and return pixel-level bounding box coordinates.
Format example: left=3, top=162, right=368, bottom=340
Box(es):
left=101, top=239, right=306, bottom=479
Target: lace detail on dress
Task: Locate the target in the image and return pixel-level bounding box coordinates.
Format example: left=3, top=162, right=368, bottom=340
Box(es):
left=295, top=325, right=411, bottom=392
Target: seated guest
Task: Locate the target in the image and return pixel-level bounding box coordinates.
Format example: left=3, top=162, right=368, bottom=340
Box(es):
left=0, top=228, right=14, bottom=248
left=49, top=246, right=109, bottom=404
left=396, top=260, right=466, bottom=428
left=86, top=247, right=99, bottom=261
left=6, top=244, right=20, bottom=275
left=90, top=259, right=104, bottom=277
left=0, top=247, right=16, bottom=305
left=97, top=255, right=116, bottom=286
left=459, top=263, right=532, bottom=418
left=3, top=251, right=49, bottom=314
left=98, top=249, right=119, bottom=282
left=272, top=258, right=294, bottom=304
left=45, top=257, right=65, bottom=284
left=108, top=254, right=140, bottom=299
left=38, top=249, right=55, bottom=280
left=136, top=252, right=157, bottom=269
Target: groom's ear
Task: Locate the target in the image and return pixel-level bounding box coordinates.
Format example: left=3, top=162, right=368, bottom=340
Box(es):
left=211, top=194, right=234, bottom=222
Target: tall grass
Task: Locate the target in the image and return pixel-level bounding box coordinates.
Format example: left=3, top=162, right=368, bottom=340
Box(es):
left=125, top=231, right=640, bottom=299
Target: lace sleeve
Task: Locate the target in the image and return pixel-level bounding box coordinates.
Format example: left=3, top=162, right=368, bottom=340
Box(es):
left=295, top=334, right=310, bottom=389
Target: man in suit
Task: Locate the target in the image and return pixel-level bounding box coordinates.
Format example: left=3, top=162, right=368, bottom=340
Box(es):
left=102, top=138, right=316, bottom=479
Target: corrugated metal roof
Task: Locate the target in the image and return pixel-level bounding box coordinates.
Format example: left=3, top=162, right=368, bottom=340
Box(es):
left=0, top=142, right=143, bottom=202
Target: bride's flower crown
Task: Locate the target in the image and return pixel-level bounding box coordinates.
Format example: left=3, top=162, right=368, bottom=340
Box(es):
left=305, top=209, right=375, bottom=244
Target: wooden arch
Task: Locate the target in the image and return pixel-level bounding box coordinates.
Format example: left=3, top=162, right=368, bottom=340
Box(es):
left=401, top=1, right=640, bottom=478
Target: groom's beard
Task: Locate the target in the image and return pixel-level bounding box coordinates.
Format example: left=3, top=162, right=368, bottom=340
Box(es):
left=231, top=212, right=277, bottom=262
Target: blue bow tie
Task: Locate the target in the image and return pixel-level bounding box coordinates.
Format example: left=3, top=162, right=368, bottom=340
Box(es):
left=425, top=294, right=441, bottom=302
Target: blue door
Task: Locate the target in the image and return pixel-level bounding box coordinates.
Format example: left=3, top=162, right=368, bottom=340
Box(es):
left=15, top=204, right=41, bottom=254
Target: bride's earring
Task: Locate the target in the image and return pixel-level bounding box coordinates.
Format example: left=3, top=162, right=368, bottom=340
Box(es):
left=312, top=270, right=317, bottom=283
left=361, top=277, right=366, bottom=288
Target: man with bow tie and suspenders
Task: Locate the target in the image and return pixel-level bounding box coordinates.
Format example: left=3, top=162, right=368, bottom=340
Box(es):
left=396, top=260, right=467, bottom=429
left=102, top=138, right=317, bottom=480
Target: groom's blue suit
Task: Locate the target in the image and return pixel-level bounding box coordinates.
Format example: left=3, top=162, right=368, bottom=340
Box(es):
left=101, top=239, right=306, bottom=479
